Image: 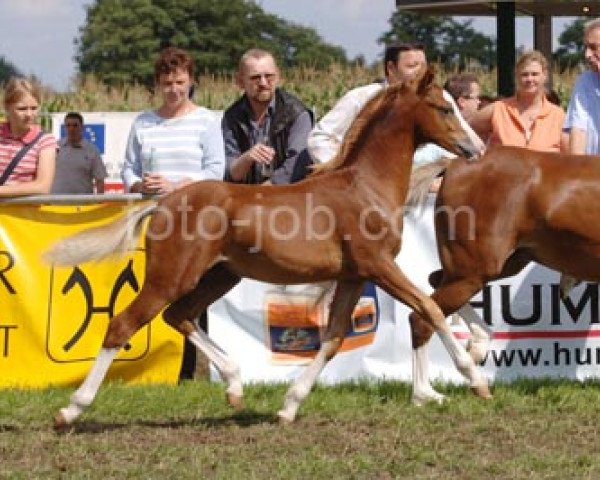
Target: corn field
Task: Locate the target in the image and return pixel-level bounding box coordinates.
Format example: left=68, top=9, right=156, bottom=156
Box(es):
left=0, top=64, right=580, bottom=123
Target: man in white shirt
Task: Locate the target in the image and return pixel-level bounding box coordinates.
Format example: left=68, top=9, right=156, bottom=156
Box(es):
left=308, top=41, right=484, bottom=166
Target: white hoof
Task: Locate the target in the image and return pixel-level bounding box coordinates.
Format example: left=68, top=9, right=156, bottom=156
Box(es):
left=276, top=409, right=296, bottom=425
left=54, top=404, right=84, bottom=429
left=412, top=388, right=446, bottom=407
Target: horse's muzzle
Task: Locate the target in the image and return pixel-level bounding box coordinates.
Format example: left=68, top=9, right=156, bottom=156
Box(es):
left=457, top=139, right=480, bottom=162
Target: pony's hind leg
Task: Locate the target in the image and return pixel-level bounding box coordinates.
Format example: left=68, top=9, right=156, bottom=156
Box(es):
left=55, top=287, right=169, bottom=429
left=277, top=280, right=365, bottom=424
left=162, top=263, right=243, bottom=408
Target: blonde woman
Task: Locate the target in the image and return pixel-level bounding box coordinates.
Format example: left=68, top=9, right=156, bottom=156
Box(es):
left=0, top=77, right=56, bottom=195
left=470, top=50, right=568, bottom=152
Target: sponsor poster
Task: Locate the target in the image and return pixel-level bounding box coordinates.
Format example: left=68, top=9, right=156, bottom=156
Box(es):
left=0, top=202, right=182, bottom=388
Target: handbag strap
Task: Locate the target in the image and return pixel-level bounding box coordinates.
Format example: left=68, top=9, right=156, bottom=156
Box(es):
left=0, top=131, right=45, bottom=186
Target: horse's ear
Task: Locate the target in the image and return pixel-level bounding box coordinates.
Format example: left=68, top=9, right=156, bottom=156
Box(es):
left=417, top=66, right=435, bottom=95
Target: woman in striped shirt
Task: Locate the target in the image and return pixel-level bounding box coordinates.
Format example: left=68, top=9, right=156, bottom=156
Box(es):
left=0, top=77, right=57, bottom=195
left=121, top=47, right=225, bottom=195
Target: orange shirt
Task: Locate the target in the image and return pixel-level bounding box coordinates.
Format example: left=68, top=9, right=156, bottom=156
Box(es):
left=489, top=96, right=565, bottom=152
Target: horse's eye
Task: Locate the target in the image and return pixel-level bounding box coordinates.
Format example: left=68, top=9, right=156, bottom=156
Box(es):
left=440, top=106, right=453, bottom=116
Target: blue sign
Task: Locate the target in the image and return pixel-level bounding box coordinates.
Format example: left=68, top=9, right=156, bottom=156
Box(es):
left=60, top=123, right=106, bottom=154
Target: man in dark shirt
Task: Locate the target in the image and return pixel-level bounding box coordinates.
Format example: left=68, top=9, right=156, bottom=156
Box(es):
left=222, top=48, right=313, bottom=184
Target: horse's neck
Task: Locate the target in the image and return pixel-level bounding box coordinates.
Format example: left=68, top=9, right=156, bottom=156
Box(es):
left=351, top=130, right=416, bottom=204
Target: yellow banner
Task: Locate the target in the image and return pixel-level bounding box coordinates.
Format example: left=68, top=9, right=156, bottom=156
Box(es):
left=0, top=202, right=183, bottom=388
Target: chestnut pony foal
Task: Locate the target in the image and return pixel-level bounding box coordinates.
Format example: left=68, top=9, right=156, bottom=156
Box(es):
left=46, top=68, right=481, bottom=428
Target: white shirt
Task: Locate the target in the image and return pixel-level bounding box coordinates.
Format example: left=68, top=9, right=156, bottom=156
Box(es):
left=307, top=81, right=483, bottom=164
left=564, top=70, right=600, bottom=154
left=121, top=106, right=225, bottom=190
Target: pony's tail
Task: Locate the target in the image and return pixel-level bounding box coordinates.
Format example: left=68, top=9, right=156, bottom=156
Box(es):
left=43, top=202, right=157, bottom=266
left=406, top=157, right=454, bottom=209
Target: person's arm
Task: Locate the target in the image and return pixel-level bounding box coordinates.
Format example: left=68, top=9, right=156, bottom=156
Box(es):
left=563, top=73, right=590, bottom=155
left=467, top=103, right=494, bottom=144
left=195, top=114, right=225, bottom=181
left=90, top=144, right=108, bottom=194
left=94, top=178, right=105, bottom=194
left=121, top=120, right=144, bottom=193
left=307, top=86, right=373, bottom=164
left=0, top=145, right=56, bottom=196
left=270, top=110, right=313, bottom=184
left=569, top=128, right=587, bottom=155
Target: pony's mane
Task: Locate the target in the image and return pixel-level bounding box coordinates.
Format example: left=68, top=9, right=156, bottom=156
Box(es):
left=312, top=82, right=412, bottom=174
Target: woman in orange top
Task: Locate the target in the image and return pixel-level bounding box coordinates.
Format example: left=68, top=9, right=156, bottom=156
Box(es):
left=470, top=50, right=568, bottom=152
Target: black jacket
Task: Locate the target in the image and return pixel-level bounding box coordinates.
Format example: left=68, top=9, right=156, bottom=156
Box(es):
left=222, top=88, right=314, bottom=184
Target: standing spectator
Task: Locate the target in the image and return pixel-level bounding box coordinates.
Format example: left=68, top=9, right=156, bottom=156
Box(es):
left=121, top=46, right=225, bottom=195
left=307, top=41, right=484, bottom=165
left=444, top=72, right=482, bottom=123
left=470, top=50, right=568, bottom=152
left=121, top=46, right=225, bottom=380
left=0, top=77, right=56, bottom=196
left=564, top=17, right=600, bottom=154
left=51, top=112, right=107, bottom=194
left=222, top=48, right=313, bottom=185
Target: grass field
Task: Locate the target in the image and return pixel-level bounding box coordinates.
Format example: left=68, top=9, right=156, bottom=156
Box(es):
left=2, top=378, right=600, bottom=479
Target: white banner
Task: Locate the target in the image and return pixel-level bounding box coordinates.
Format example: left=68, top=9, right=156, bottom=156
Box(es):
left=209, top=195, right=600, bottom=385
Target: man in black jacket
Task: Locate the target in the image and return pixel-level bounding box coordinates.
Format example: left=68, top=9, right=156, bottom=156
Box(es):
left=222, top=49, right=313, bottom=184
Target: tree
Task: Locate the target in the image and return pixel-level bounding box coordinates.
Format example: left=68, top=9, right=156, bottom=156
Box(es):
left=0, top=55, right=21, bottom=85
left=75, top=0, right=348, bottom=87
left=554, top=18, right=586, bottom=71
left=379, top=12, right=496, bottom=70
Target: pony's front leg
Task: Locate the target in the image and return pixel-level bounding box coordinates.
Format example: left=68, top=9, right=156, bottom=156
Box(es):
left=277, top=280, right=364, bottom=424
left=54, top=288, right=168, bottom=429
left=374, top=260, right=490, bottom=398
left=55, top=347, right=119, bottom=428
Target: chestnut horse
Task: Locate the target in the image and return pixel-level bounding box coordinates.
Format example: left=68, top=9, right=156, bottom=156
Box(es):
left=407, top=145, right=600, bottom=403
left=45, top=68, right=482, bottom=428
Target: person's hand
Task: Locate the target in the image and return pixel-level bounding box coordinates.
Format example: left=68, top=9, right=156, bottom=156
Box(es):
left=244, top=143, right=275, bottom=168
left=142, top=173, right=176, bottom=195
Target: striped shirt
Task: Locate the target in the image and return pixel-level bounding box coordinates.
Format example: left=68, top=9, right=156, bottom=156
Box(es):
left=0, top=123, right=57, bottom=184
left=121, top=106, right=225, bottom=190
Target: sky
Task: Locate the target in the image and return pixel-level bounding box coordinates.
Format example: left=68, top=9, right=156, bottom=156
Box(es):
left=0, top=0, right=578, bottom=92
